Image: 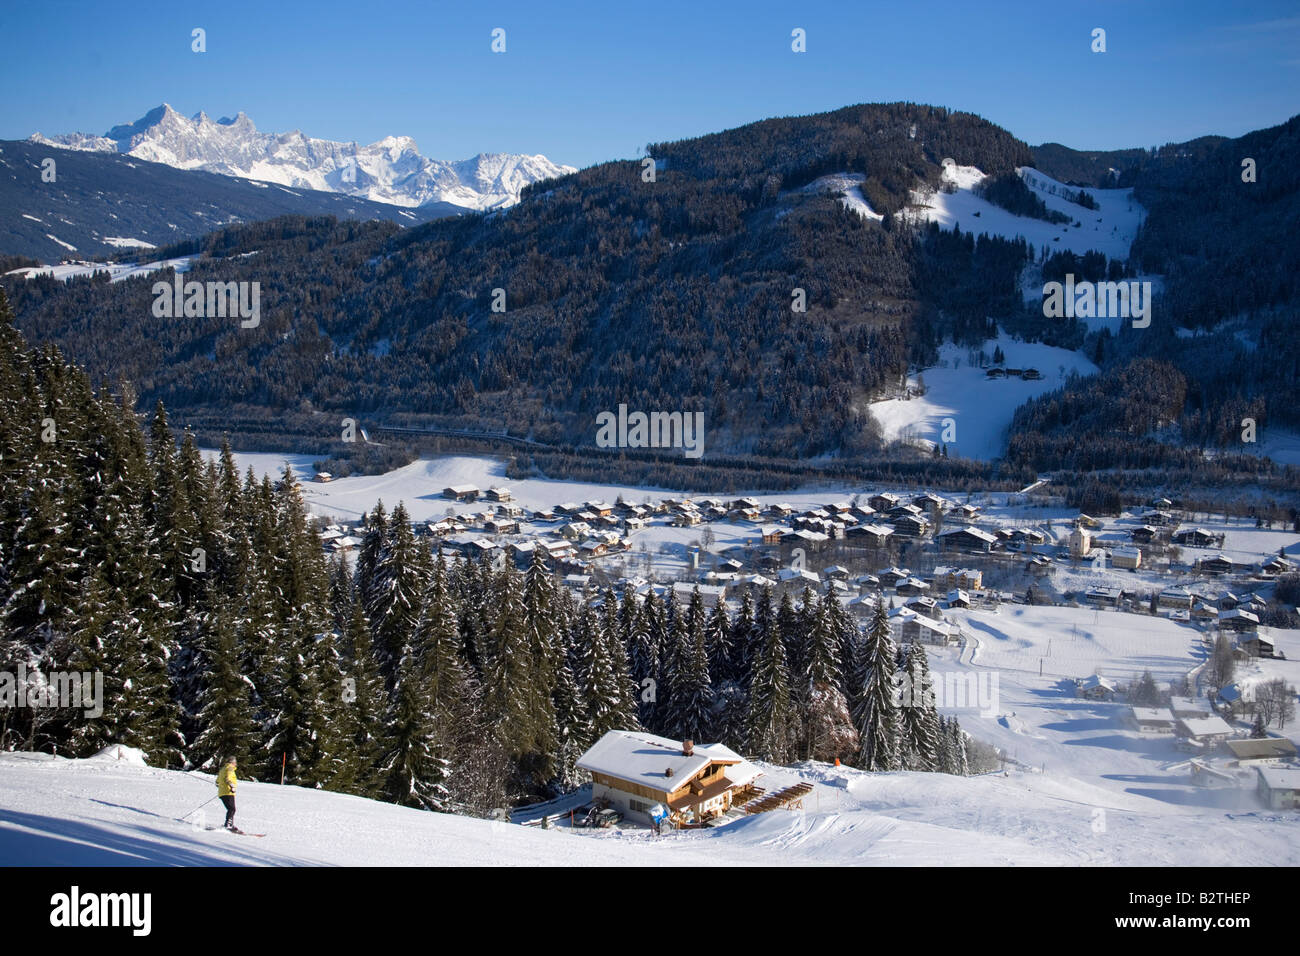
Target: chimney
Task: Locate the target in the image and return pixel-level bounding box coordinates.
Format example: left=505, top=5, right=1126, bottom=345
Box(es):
left=682, top=739, right=694, bottom=756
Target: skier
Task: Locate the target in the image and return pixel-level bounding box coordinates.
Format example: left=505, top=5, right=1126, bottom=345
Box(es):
left=217, top=757, right=238, bottom=830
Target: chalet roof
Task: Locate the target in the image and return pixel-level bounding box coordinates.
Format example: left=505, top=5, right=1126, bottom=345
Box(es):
left=939, top=525, right=998, bottom=543
left=1256, top=767, right=1300, bottom=791
left=1131, top=707, right=1176, bottom=723
left=576, top=730, right=751, bottom=796
left=1226, top=737, right=1298, bottom=759
left=1077, top=674, right=1116, bottom=692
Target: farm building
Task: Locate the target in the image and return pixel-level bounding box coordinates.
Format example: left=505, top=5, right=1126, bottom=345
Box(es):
left=1225, top=737, right=1298, bottom=766
left=1175, top=715, right=1233, bottom=747
left=577, top=731, right=763, bottom=827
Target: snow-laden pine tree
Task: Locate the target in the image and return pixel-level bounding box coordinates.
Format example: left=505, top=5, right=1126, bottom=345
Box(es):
left=898, top=639, right=942, bottom=770
left=854, top=600, right=900, bottom=771
left=667, top=587, right=713, bottom=742
left=377, top=642, right=450, bottom=810
left=746, top=612, right=797, bottom=762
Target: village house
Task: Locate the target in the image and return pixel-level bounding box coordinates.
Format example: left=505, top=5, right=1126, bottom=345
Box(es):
left=577, top=731, right=763, bottom=827
left=879, top=567, right=911, bottom=588
left=1130, top=525, right=1158, bottom=544
left=946, top=588, right=971, bottom=609
left=902, top=613, right=959, bottom=646
left=1175, top=715, right=1234, bottom=749
left=1084, top=585, right=1123, bottom=608
left=1076, top=674, right=1117, bottom=701
left=442, top=484, right=479, bottom=502
left=868, top=492, right=901, bottom=512
left=932, top=566, right=983, bottom=591
left=1174, top=527, right=1217, bottom=547
left=1261, top=554, right=1294, bottom=576
left=952, top=503, right=981, bottom=521
left=672, top=582, right=728, bottom=608
left=1075, top=514, right=1103, bottom=530
left=1170, top=697, right=1215, bottom=720
left=483, top=516, right=519, bottom=535
left=895, top=577, right=931, bottom=597
left=1233, top=632, right=1274, bottom=659
left=1158, top=587, right=1195, bottom=609
left=485, top=487, right=513, bottom=503
left=938, top=526, right=998, bottom=552
left=905, top=595, right=941, bottom=618
left=846, top=523, right=894, bottom=547
left=1129, top=707, right=1178, bottom=734
left=767, top=502, right=795, bottom=517
left=1218, top=608, right=1259, bottom=633
left=1069, top=527, right=1093, bottom=559
left=760, top=525, right=784, bottom=545
left=312, top=471, right=333, bottom=483
left=1224, top=737, right=1298, bottom=767
left=1110, top=546, right=1142, bottom=570
left=1256, top=767, right=1300, bottom=810
left=1198, top=554, right=1235, bottom=575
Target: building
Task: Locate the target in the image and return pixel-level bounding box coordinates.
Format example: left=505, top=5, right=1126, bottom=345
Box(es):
left=1069, top=527, right=1092, bottom=559
left=312, top=471, right=333, bottom=483
left=484, top=487, right=513, bottom=502
left=1076, top=674, right=1116, bottom=700
left=1111, top=546, right=1142, bottom=570
left=1170, top=697, right=1214, bottom=720
left=1224, top=737, right=1298, bottom=767
left=845, top=523, right=894, bottom=547
left=890, top=514, right=930, bottom=537
left=932, top=566, right=983, bottom=591
left=442, top=484, right=479, bottom=502
left=1218, top=609, right=1259, bottom=633
left=938, top=526, right=998, bottom=552
left=1173, top=527, right=1217, bottom=547
left=576, top=731, right=763, bottom=827
left=1129, top=707, right=1177, bottom=734
left=1256, top=767, right=1300, bottom=810
left=903, top=614, right=959, bottom=646
left=1198, top=554, right=1234, bottom=575
left=1175, top=715, right=1233, bottom=747
left=1234, top=633, right=1274, bottom=659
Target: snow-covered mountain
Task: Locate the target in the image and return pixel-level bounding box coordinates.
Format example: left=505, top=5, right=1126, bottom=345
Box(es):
left=30, top=104, right=576, bottom=211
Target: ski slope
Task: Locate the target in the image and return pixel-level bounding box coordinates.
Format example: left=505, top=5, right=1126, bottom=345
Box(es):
left=867, top=335, right=1098, bottom=459
left=905, top=164, right=1144, bottom=261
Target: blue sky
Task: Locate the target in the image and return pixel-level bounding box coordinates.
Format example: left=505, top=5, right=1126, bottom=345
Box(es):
left=2, top=0, right=1297, bottom=168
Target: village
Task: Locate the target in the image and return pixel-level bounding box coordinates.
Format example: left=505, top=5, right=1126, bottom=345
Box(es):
left=296, top=459, right=1300, bottom=830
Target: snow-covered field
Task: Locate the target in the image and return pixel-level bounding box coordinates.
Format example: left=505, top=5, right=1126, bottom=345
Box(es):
left=867, top=335, right=1097, bottom=459
left=906, top=163, right=1144, bottom=261
left=5, top=256, right=195, bottom=284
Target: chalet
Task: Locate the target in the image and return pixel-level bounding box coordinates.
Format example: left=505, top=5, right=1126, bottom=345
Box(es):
left=777, top=567, right=821, bottom=587
left=986, top=367, right=1006, bottom=379
left=533, top=509, right=559, bottom=523
left=556, top=502, right=583, bottom=516
left=889, top=514, right=932, bottom=537
left=1158, top=587, right=1194, bottom=609
left=1129, top=707, right=1177, bottom=735
left=1261, top=555, right=1294, bottom=576
left=560, top=522, right=592, bottom=541
left=826, top=501, right=854, bottom=515
left=759, top=525, right=784, bottom=544
left=1218, top=609, right=1259, bottom=633
left=1257, top=767, right=1300, bottom=809
left=1130, top=525, right=1158, bottom=544
left=328, top=535, right=360, bottom=553
left=483, top=517, right=520, bottom=535
left=1004, top=367, right=1023, bottom=378
left=312, top=471, right=333, bottom=483
left=1234, top=633, right=1274, bottom=658
left=580, top=540, right=608, bottom=558
left=1191, top=601, right=1219, bottom=623
left=734, top=506, right=762, bottom=522
left=845, top=523, right=894, bottom=547
left=1198, top=554, right=1234, bottom=575
left=1143, top=510, right=1175, bottom=527
left=767, top=503, right=795, bottom=517
left=485, top=487, right=513, bottom=503
left=563, top=574, right=592, bottom=591
left=671, top=511, right=703, bottom=527
left=868, top=493, right=901, bottom=512
left=953, top=503, right=981, bottom=520
left=1225, top=737, right=1298, bottom=767
left=442, top=484, right=479, bottom=502
left=1076, top=675, right=1116, bottom=701
left=889, top=503, right=925, bottom=519
left=823, top=565, right=850, bottom=581
left=1189, top=760, right=1241, bottom=789
left=1029, top=554, right=1053, bottom=574
left=730, top=496, right=761, bottom=512
left=913, top=492, right=948, bottom=511
left=895, top=577, right=930, bottom=597
left=719, top=558, right=745, bottom=574
left=879, top=567, right=911, bottom=588
left=585, top=501, right=615, bottom=516
left=905, top=595, right=941, bottom=618
left=946, top=589, right=972, bottom=609
left=1150, top=497, right=1174, bottom=509
left=1075, top=514, right=1103, bottom=530
left=624, top=516, right=647, bottom=532
left=1012, top=528, right=1047, bottom=545
left=938, top=526, right=998, bottom=552
left=1173, top=527, right=1216, bottom=547
left=1021, top=367, right=1042, bottom=380
left=577, top=731, right=763, bottom=827
left=542, top=539, right=576, bottom=560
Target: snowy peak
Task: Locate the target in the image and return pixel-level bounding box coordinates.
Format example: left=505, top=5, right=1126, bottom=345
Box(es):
left=30, top=105, right=576, bottom=211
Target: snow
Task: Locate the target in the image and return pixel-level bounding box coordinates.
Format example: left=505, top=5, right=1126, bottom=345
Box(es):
left=867, top=334, right=1098, bottom=459
left=904, top=164, right=1145, bottom=261
left=6, top=256, right=195, bottom=284
left=796, top=173, right=883, bottom=221
left=101, top=236, right=158, bottom=249
left=32, top=103, right=575, bottom=212
left=44, top=234, right=77, bottom=252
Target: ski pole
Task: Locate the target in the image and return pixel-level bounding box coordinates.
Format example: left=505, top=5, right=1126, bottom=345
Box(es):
left=179, top=795, right=219, bottom=820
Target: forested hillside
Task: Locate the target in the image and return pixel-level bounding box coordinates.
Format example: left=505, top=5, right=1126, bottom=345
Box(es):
left=0, top=290, right=974, bottom=809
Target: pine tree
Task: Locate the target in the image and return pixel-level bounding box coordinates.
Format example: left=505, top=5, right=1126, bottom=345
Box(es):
left=746, top=611, right=797, bottom=762
left=854, top=601, right=900, bottom=771
left=898, top=640, right=942, bottom=770
left=190, top=605, right=256, bottom=769
left=377, top=642, right=450, bottom=810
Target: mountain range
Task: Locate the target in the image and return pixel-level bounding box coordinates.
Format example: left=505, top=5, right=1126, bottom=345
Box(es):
left=31, top=104, right=576, bottom=211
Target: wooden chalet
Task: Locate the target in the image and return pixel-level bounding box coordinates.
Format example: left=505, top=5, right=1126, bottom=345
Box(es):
left=577, top=731, right=763, bottom=827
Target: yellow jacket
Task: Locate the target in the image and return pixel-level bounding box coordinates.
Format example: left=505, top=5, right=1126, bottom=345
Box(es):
left=217, top=763, right=237, bottom=797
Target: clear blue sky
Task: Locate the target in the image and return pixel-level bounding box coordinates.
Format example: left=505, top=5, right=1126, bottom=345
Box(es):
left=2, top=0, right=1297, bottom=168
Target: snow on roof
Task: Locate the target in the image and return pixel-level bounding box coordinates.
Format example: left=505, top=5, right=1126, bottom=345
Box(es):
left=939, top=525, right=998, bottom=543
left=576, top=731, right=749, bottom=794
left=1256, top=767, right=1300, bottom=791
left=1177, top=716, right=1233, bottom=737
left=1131, top=707, right=1175, bottom=722
left=1077, top=674, right=1116, bottom=691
